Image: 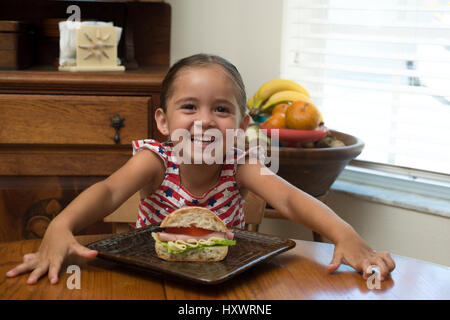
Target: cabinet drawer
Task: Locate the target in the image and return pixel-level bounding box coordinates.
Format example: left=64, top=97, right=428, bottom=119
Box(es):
left=0, top=94, right=150, bottom=145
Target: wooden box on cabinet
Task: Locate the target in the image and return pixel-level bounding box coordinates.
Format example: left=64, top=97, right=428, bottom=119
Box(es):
left=0, top=0, right=170, bottom=242
left=0, top=20, right=33, bottom=70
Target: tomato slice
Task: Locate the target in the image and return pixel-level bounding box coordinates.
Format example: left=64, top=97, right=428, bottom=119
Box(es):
left=165, top=227, right=213, bottom=236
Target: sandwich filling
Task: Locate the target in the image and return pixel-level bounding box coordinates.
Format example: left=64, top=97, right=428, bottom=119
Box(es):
left=152, top=226, right=236, bottom=254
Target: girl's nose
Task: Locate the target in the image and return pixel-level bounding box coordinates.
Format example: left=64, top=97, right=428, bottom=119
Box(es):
left=196, top=110, right=215, bottom=129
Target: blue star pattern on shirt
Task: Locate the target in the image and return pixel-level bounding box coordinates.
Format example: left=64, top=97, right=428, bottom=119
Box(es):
left=225, top=201, right=232, bottom=207
left=164, top=188, right=173, bottom=198
left=154, top=209, right=161, bottom=218
left=192, top=199, right=199, bottom=205
left=208, top=197, right=217, bottom=207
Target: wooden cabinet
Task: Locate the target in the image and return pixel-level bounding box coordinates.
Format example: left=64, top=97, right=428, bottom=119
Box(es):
left=0, top=95, right=150, bottom=145
left=0, top=0, right=170, bottom=242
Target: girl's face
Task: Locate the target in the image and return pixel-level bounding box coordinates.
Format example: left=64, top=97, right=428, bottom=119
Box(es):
left=155, top=65, right=249, bottom=164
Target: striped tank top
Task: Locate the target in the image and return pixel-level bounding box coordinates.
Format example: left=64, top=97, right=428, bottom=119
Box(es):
left=132, top=139, right=249, bottom=229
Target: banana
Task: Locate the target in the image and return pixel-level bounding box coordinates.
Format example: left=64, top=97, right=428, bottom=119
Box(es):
left=318, top=109, right=324, bottom=124
left=260, top=90, right=311, bottom=113
left=246, top=123, right=270, bottom=146
left=247, top=96, right=254, bottom=110
left=252, top=79, right=310, bottom=109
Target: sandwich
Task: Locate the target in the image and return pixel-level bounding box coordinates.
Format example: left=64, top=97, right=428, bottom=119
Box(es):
left=152, top=207, right=236, bottom=262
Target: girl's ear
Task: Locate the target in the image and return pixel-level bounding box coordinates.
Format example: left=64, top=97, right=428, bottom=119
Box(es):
left=239, top=114, right=250, bottom=131
left=154, top=108, right=170, bottom=136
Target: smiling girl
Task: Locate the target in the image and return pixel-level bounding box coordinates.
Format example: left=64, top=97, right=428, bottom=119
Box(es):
left=6, top=53, right=395, bottom=285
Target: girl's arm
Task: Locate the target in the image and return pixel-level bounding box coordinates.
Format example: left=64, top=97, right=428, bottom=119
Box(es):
left=6, top=149, right=165, bottom=284
left=236, top=161, right=395, bottom=281
left=55, top=149, right=165, bottom=234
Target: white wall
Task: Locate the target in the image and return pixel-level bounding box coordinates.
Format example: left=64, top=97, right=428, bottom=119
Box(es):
left=166, top=0, right=450, bottom=267
left=166, top=0, right=283, bottom=98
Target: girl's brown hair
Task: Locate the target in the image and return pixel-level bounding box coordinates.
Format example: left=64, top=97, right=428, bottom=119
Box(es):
left=160, top=53, right=247, bottom=119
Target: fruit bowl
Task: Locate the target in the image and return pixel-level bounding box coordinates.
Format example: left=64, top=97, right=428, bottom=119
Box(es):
left=259, top=124, right=328, bottom=147
left=274, top=130, right=364, bottom=197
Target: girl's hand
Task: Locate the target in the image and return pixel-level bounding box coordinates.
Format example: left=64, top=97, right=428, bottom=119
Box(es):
left=5, top=221, right=97, bottom=285
left=327, top=231, right=396, bottom=281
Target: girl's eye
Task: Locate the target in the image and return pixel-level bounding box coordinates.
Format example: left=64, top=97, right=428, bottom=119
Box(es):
left=181, top=104, right=196, bottom=110
left=216, top=106, right=230, bottom=113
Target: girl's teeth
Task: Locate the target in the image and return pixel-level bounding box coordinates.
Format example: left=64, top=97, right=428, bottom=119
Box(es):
left=191, top=137, right=215, bottom=142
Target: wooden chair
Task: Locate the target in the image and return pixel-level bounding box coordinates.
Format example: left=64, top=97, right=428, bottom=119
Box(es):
left=103, top=190, right=267, bottom=233
left=103, top=191, right=141, bottom=234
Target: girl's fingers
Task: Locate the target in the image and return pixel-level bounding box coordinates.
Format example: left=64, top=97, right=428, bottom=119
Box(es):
left=327, top=251, right=343, bottom=273
left=376, top=257, right=390, bottom=281
left=361, top=259, right=375, bottom=280
left=48, top=257, right=64, bottom=285
left=7, top=253, right=70, bottom=285
left=362, top=257, right=390, bottom=281
left=6, top=259, right=38, bottom=278
left=381, top=252, right=396, bottom=271
left=23, top=253, right=36, bottom=263
left=69, top=242, right=98, bottom=259
left=27, top=262, right=50, bottom=285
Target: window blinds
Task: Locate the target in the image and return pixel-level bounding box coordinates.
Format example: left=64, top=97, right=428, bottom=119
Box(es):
left=281, top=0, right=450, bottom=175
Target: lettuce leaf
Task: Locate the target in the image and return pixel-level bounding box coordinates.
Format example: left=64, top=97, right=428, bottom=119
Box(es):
left=152, top=232, right=236, bottom=254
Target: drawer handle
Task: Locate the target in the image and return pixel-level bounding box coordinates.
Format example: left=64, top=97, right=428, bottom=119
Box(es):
left=110, top=114, right=125, bottom=144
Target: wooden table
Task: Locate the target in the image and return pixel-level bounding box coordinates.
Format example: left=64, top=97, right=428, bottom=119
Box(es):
left=0, top=234, right=449, bottom=300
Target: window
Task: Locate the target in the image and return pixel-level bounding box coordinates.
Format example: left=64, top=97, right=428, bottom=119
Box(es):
left=281, top=0, right=450, bottom=175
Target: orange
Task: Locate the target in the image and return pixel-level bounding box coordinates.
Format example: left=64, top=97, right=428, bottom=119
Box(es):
left=263, top=112, right=286, bottom=129
left=285, top=100, right=321, bottom=130
left=272, top=103, right=290, bottom=115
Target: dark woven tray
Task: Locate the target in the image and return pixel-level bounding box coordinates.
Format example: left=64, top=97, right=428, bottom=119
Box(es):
left=87, top=225, right=296, bottom=285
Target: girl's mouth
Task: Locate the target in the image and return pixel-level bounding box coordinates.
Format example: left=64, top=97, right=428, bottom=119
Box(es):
left=191, top=136, right=216, bottom=144
left=190, top=135, right=218, bottom=151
